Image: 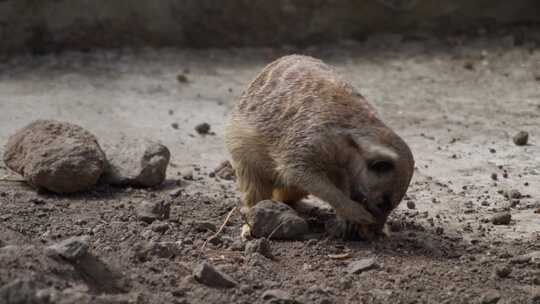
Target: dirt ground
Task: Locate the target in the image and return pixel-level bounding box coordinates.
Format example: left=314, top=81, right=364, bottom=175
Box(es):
left=1, top=29, right=540, bottom=304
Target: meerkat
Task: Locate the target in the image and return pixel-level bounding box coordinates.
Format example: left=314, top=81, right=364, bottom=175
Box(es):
left=225, top=55, right=414, bottom=240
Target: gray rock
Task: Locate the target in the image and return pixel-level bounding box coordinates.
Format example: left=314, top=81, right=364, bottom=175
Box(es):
left=245, top=200, right=309, bottom=240
left=347, top=257, right=378, bottom=274
left=133, top=241, right=180, bottom=261
left=491, top=212, right=511, bottom=225
left=245, top=238, right=272, bottom=259
left=46, top=235, right=90, bottom=261
left=136, top=200, right=170, bottom=223
left=3, top=120, right=106, bottom=193
left=102, top=139, right=170, bottom=187
left=510, top=251, right=540, bottom=265
left=261, top=289, right=296, bottom=303
left=513, top=131, right=529, bottom=146
left=479, top=290, right=501, bottom=304
left=0, top=279, right=41, bottom=304
left=193, top=262, right=237, bottom=288
left=494, top=265, right=512, bottom=278
left=194, top=123, right=211, bottom=135
left=150, top=221, right=169, bottom=233
left=169, top=188, right=183, bottom=198
left=406, top=201, right=416, bottom=209
left=189, top=221, right=217, bottom=233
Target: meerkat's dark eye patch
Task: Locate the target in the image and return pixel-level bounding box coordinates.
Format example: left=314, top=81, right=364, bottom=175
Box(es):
left=368, top=159, right=394, bottom=174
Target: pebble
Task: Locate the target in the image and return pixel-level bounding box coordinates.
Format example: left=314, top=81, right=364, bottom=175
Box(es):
left=133, top=241, right=180, bottom=261
left=261, top=289, right=295, bottom=303
left=406, top=201, right=416, bottom=209
left=479, top=290, right=501, bottom=304
left=46, top=235, right=90, bottom=261
left=505, top=189, right=522, bottom=200
left=189, top=221, right=217, bottom=232
left=0, top=279, right=41, bottom=304
left=513, top=131, right=528, bottom=146
left=491, top=212, right=511, bottom=225
left=150, top=221, right=170, bottom=233
left=193, top=262, right=237, bottom=288
left=177, top=74, right=188, bottom=83
left=136, top=200, right=170, bottom=224
left=195, top=123, right=211, bottom=135
left=494, top=265, right=512, bottom=278
left=169, top=188, right=183, bottom=198
left=245, top=238, right=273, bottom=259
left=347, top=257, right=378, bottom=274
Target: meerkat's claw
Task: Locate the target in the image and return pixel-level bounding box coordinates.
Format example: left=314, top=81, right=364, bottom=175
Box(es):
left=241, top=223, right=253, bottom=241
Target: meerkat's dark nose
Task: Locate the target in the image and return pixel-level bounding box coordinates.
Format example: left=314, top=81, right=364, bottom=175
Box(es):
left=379, top=194, right=393, bottom=213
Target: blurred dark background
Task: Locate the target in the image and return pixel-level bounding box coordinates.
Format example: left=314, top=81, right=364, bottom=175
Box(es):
left=1, top=0, right=540, bottom=54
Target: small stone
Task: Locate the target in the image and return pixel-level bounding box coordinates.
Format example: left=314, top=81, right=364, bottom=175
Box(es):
left=491, top=212, right=511, bottom=225
left=245, top=238, right=272, bottom=259
left=261, top=289, right=295, bottom=303
left=150, top=221, right=170, bottom=233
left=136, top=200, right=170, bottom=224
left=193, top=262, right=237, bottom=288
left=133, top=241, right=180, bottom=261
left=189, top=221, right=216, bottom=233
left=347, top=257, right=378, bottom=274
left=494, top=265, right=512, bottom=278
left=3, top=120, right=106, bottom=193
left=229, top=239, right=245, bottom=251
left=245, top=200, right=309, bottom=240
left=513, top=131, right=528, bottom=146
left=505, top=189, right=522, bottom=200
left=176, top=74, right=188, bottom=83
left=195, top=123, right=211, bottom=135
left=213, top=160, right=235, bottom=180
left=479, top=290, right=501, bottom=304
left=490, top=173, right=498, bottom=181
left=406, top=201, right=416, bottom=209
left=464, top=61, right=475, bottom=70
left=182, top=169, right=194, bottom=180
left=46, top=235, right=90, bottom=261
left=0, top=279, right=40, bottom=304
left=171, top=123, right=179, bottom=130
left=169, top=188, right=182, bottom=198
left=102, top=139, right=170, bottom=187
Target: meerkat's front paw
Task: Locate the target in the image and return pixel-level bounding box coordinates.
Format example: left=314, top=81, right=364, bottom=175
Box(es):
left=326, top=217, right=386, bottom=241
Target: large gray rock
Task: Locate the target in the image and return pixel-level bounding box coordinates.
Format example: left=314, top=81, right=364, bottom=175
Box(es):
left=46, top=235, right=90, bottom=261
left=0, top=279, right=42, bottom=304
left=3, top=120, right=106, bottom=193
left=102, top=139, right=170, bottom=187
left=245, top=200, right=309, bottom=240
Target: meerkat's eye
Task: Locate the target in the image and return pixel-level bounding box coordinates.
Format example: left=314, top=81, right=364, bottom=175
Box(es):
left=368, top=159, right=394, bottom=174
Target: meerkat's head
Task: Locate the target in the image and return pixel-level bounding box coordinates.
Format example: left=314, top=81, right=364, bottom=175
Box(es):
left=343, top=128, right=414, bottom=225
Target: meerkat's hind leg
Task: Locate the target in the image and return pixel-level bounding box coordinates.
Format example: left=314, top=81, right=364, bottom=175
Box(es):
left=272, top=186, right=308, bottom=205
left=234, top=160, right=274, bottom=240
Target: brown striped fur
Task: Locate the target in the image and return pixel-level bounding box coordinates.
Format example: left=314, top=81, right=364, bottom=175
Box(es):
left=225, top=55, right=414, bottom=238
